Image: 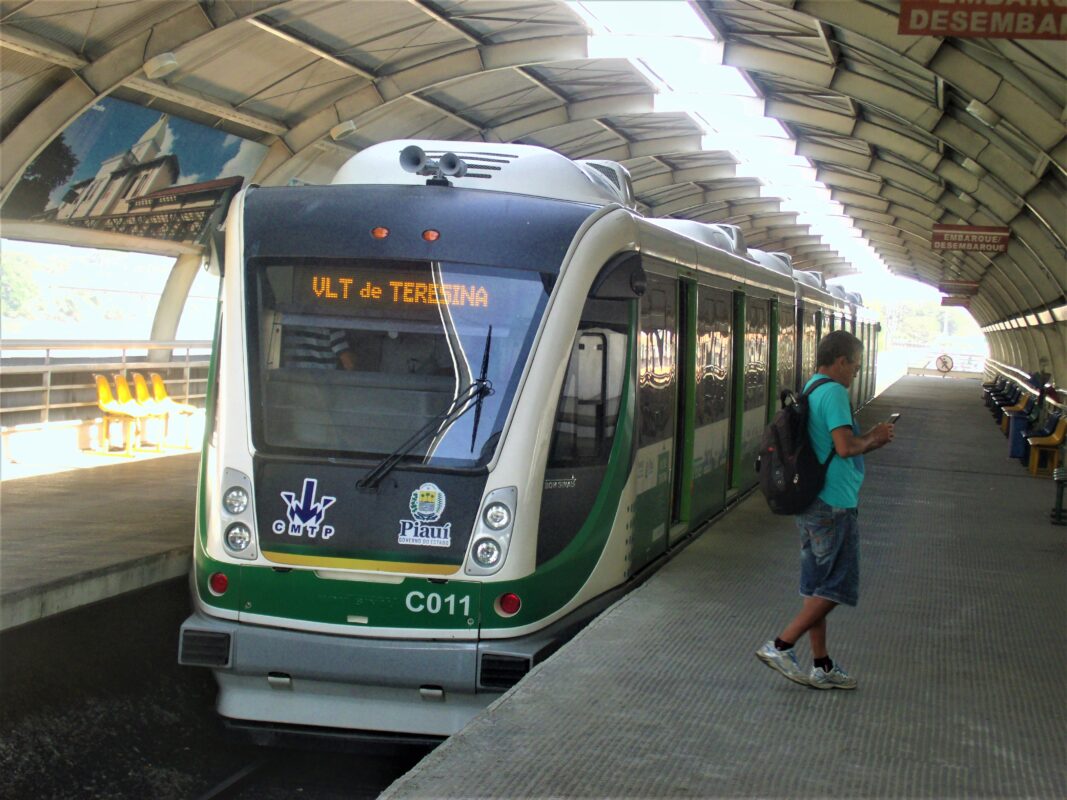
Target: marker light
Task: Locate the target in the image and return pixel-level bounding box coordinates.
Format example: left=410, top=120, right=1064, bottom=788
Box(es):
left=473, top=538, right=502, bottom=567
left=223, top=486, right=249, bottom=515
left=497, top=593, right=522, bottom=616
left=371, top=226, right=390, bottom=239
left=483, top=502, right=511, bottom=530
left=225, top=523, right=252, bottom=552
left=422, top=229, right=440, bottom=242
left=209, top=572, right=229, bottom=595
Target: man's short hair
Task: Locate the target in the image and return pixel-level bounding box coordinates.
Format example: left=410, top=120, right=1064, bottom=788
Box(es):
left=816, top=330, right=863, bottom=367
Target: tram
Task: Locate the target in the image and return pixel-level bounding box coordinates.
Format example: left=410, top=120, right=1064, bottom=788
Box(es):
left=179, top=140, right=878, bottom=739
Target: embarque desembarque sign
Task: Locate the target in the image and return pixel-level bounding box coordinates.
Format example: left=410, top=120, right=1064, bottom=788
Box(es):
left=899, top=0, right=1067, bottom=40
left=931, top=224, right=1011, bottom=253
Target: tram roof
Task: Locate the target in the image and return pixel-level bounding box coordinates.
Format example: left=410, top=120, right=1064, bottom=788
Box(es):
left=0, top=0, right=1063, bottom=338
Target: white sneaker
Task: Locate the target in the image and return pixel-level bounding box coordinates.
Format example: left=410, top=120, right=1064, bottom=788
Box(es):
left=808, top=663, right=858, bottom=690
left=755, top=640, right=808, bottom=685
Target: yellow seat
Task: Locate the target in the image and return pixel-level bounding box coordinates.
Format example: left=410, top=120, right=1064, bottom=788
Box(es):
left=1027, top=416, right=1066, bottom=477
left=150, top=373, right=197, bottom=415
left=149, top=372, right=197, bottom=447
left=132, top=372, right=164, bottom=414
left=116, top=374, right=164, bottom=450
left=94, top=374, right=147, bottom=454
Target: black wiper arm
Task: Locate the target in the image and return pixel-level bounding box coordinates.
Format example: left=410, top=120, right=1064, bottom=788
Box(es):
left=357, top=378, right=491, bottom=490
left=470, top=326, right=492, bottom=453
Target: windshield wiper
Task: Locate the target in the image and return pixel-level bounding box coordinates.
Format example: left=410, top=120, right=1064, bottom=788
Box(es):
left=357, top=330, right=495, bottom=490
left=470, top=326, right=492, bottom=452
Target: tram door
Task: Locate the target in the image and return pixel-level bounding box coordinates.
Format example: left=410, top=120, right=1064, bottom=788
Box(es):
left=690, top=286, right=733, bottom=522
left=631, top=273, right=678, bottom=573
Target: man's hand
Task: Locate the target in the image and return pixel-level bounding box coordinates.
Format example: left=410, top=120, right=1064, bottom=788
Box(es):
left=831, top=422, right=894, bottom=457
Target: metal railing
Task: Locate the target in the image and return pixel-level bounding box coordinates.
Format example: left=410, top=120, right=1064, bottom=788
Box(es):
left=0, top=340, right=212, bottom=428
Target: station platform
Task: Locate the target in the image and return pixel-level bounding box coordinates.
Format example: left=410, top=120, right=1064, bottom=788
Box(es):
left=0, top=452, right=198, bottom=631
left=384, top=376, right=1066, bottom=799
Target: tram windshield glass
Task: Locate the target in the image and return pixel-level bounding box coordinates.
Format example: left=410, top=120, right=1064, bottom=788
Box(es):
left=248, top=258, right=550, bottom=468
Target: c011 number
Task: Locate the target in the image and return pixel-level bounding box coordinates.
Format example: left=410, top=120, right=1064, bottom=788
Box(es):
left=405, top=591, right=471, bottom=616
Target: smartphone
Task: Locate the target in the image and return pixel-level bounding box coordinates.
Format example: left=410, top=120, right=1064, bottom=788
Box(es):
left=887, top=413, right=901, bottom=425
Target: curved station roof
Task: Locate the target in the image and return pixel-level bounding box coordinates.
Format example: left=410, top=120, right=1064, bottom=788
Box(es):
left=1, top=1, right=1064, bottom=376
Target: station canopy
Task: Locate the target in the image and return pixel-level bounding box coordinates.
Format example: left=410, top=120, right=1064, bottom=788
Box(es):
left=1, top=0, right=1064, bottom=353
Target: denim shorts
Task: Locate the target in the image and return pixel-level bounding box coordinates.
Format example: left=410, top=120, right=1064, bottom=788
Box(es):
left=796, top=497, right=859, bottom=607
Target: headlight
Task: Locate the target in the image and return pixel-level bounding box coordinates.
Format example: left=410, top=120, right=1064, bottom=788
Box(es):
left=483, top=502, right=511, bottom=530
left=473, top=538, right=502, bottom=567
left=225, top=523, right=252, bottom=552
left=223, top=486, right=249, bottom=515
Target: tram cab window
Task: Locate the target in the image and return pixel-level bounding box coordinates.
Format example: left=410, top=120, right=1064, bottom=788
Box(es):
left=248, top=259, right=549, bottom=468
left=547, top=298, right=629, bottom=468
left=540, top=295, right=629, bottom=567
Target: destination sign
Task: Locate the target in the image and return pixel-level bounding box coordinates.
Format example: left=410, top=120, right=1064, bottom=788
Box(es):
left=288, top=264, right=490, bottom=317
left=931, top=224, right=1010, bottom=253
left=899, top=0, right=1067, bottom=40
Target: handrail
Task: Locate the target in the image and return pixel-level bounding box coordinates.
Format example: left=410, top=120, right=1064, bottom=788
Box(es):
left=0, top=339, right=211, bottom=351
left=1, top=339, right=212, bottom=427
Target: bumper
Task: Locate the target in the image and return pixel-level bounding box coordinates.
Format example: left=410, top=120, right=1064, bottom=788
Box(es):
left=179, top=585, right=621, bottom=736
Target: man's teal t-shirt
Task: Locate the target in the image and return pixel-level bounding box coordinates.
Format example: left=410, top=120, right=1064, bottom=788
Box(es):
left=804, top=374, right=864, bottom=509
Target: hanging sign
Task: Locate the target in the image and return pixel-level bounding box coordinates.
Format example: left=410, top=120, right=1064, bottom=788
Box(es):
left=941, top=296, right=971, bottom=308
left=931, top=224, right=1010, bottom=253
left=898, top=0, right=1067, bottom=41
left=937, top=280, right=980, bottom=295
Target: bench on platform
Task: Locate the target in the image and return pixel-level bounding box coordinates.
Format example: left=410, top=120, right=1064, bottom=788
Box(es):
left=1027, top=416, right=1067, bottom=477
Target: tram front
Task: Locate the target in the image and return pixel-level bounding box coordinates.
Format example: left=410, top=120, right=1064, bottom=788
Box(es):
left=179, top=172, right=601, bottom=737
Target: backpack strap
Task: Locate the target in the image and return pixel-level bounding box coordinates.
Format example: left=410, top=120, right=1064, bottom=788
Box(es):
left=802, top=376, right=838, bottom=468
left=801, top=376, right=836, bottom=398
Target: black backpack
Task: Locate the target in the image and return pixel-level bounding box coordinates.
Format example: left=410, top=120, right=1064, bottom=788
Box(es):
left=756, top=377, right=835, bottom=514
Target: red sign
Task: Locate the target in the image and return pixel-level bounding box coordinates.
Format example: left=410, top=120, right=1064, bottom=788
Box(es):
left=941, top=296, right=971, bottom=308
left=931, top=224, right=1010, bottom=253
left=899, top=0, right=1067, bottom=40
left=937, top=280, right=980, bottom=295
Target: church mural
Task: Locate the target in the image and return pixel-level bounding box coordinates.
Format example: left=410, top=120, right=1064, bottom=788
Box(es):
left=2, top=97, right=269, bottom=245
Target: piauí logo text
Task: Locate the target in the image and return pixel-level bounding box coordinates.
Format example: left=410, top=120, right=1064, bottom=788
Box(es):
left=399, top=482, right=451, bottom=547
left=274, top=478, right=336, bottom=539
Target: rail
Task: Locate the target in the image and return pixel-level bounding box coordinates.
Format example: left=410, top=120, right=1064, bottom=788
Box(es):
left=0, top=339, right=212, bottom=428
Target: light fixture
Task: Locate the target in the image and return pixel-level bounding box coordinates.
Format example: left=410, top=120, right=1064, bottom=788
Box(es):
left=223, top=487, right=249, bottom=515
left=330, top=120, right=357, bottom=141
left=483, top=502, right=511, bottom=530
left=225, top=523, right=252, bottom=552
left=473, top=538, right=502, bottom=567
left=143, top=52, right=180, bottom=79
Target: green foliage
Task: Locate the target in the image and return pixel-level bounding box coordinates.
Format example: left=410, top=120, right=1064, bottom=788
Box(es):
left=0, top=252, right=46, bottom=318
left=1, top=134, right=79, bottom=219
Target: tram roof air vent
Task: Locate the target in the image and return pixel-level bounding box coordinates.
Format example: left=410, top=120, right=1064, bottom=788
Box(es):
left=649, top=219, right=749, bottom=257
left=332, top=140, right=636, bottom=208
left=749, top=248, right=793, bottom=276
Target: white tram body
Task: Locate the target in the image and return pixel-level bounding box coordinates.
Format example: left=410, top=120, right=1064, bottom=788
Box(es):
left=179, top=141, right=877, bottom=741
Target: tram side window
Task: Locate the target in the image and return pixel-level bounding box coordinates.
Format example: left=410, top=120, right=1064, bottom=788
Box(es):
left=695, top=289, right=731, bottom=426
left=547, top=299, right=629, bottom=468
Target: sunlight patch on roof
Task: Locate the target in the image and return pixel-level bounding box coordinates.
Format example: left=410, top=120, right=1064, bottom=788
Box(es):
left=570, top=0, right=888, bottom=276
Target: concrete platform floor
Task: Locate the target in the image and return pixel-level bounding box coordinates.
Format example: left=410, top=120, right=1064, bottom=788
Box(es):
left=0, top=452, right=198, bottom=631
left=384, top=376, right=1067, bottom=799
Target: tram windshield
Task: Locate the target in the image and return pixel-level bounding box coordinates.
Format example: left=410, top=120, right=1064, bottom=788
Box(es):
left=248, top=258, right=550, bottom=468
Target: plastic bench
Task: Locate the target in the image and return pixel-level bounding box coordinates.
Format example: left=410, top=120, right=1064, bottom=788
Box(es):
left=1027, top=416, right=1067, bottom=477
left=94, top=374, right=148, bottom=455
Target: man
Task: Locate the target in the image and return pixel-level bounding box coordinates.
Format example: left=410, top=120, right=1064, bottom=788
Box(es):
left=756, top=330, right=894, bottom=689
left=281, top=324, right=355, bottom=370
